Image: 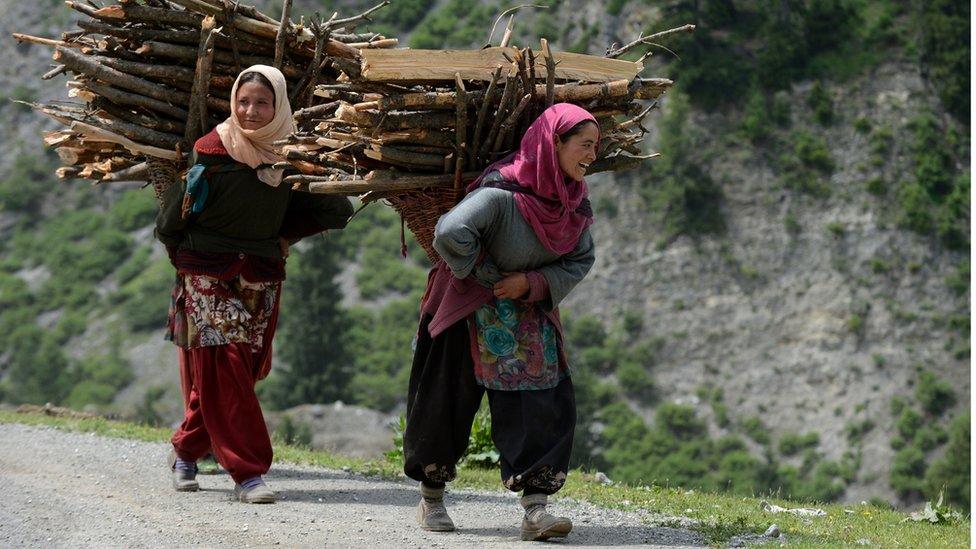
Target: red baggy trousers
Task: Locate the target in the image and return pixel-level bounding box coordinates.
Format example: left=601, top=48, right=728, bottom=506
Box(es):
left=171, top=342, right=274, bottom=484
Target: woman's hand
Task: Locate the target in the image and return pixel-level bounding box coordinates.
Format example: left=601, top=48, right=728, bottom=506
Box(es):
left=279, top=237, right=290, bottom=258
left=493, top=272, right=529, bottom=299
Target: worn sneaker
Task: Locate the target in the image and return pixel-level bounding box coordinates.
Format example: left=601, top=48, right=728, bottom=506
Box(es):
left=416, top=484, right=455, bottom=532
left=235, top=477, right=276, bottom=504
left=169, top=450, right=199, bottom=492
left=520, top=493, right=572, bottom=541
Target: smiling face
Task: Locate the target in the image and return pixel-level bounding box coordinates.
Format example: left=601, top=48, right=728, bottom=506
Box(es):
left=554, top=122, right=599, bottom=182
left=235, top=80, right=276, bottom=130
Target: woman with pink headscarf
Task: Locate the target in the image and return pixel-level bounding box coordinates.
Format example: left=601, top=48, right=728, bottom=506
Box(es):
left=403, top=103, right=599, bottom=541
left=156, top=65, right=353, bottom=503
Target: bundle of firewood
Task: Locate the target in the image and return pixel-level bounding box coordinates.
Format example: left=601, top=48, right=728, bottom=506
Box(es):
left=273, top=24, right=692, bottom=260
left=277, top=36, right=686, bottom=197
left=15, top=0, right=394, bottom=183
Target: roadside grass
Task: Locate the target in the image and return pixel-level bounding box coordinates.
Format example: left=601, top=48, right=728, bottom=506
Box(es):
left=2, top=410, right=969, bottom=547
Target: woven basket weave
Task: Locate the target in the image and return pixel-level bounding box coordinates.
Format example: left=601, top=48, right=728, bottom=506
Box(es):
left=146, top=157, right=181, bottom=203
left=386, top=187, right=461, bottom=264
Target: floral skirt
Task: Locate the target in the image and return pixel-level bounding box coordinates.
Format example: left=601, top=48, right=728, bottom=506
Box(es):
left=166, top=273, right=280, bottom=350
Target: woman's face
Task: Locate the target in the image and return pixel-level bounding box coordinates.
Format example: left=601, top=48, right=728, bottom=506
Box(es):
left=554, top=122, right=599, bottom=182
left=235, top=81, right=275, bottom=130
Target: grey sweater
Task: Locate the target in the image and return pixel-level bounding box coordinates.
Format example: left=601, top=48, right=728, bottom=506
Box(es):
left=432, top=185, right=595, bottom=311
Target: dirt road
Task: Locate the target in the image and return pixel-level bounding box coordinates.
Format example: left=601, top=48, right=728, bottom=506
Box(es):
left=0, top=423, right=706, bottom=547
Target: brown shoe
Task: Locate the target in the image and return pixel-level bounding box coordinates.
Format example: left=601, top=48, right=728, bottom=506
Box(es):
left=520, top=493, right=572, bottom=541
left=416, top=484, right=455, bottom=532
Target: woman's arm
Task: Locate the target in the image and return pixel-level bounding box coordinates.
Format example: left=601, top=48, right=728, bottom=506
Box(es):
left=279, top=193, right=355, bottom=242
left=533, top=229, right=596, bottom=311
left=432, top=187, right=503, bottom=280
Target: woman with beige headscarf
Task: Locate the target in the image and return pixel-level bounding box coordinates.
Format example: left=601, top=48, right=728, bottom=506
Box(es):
left=156, top=65, right=354, bottom=503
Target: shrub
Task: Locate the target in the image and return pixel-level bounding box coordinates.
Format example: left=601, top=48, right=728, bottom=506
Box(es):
left=656, top=403, right=706, bottom=441
left=945, top=261, right=969, bottom=296
left=844, top=419, right=875, bottom=442
left=896, top=408, right=923, bottom=440
left=640, top=93, right=725, bottom=239
left=807, top=81, right=834, bottom=125
left=890, top=446, right=927, bottom=496
left=779, top=431, right=820, bottom=456
left=742, top=89, right=771, bottom=142
left=109, top=189, right=158, bottom=231
left=866, top=176, right=886, bottom=196
left=462, top=404, right=500, bottom=468
left=924, top=413, right=970, bottom=511
left=740, top=416, right=770, bottom=445
left=568, top=315, right=607, bottom=348
left=617, top=360, right=655, bottom=399
left=918, top=0, right=970, bottom=122
left=853, top=117, right=872, bottom=134
left=116, top=257, right=174, bottom=332
left=915, top=371, right=956, bottom=416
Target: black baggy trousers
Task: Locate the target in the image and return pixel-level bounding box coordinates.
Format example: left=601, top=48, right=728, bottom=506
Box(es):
left=403, top=314, right=575, bottom=495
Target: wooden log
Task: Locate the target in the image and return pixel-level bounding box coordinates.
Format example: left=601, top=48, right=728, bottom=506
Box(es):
left=294, top=101, right=340, bottom=122
left=541, top=39, right=555, bottom=107
left=280, top=159, right=341, bottom=176
left=454, top=73, right=468, bottom=172
left=165, top=0, right=360, bottom=59
left=54, top=47, right=190, bottom=108
left=42, top=65, right=67, bottom=80
left=360, top=46, right=641, bottom=83
left=185, top=16, right=218, bottom=145
left=334, top=103, right=455, bottom=131
left=294, top=171, right=483, bottom=194
left=364, top=146, right=446, bottom=168
left=587, top=153, right=660, bottom=174
left=77, top=18, right=274, bottom=56
left=76, top=20, right=202, bottom=46
left=101, top=161, right=149, bottom=182
left=92, top=113, right=183, bottom=149
left=492, top=93, right=532, bottom=152
left=93, top=99, right=186, bottom=135
left=134, top=41, right=303, bottom=79
left=56, top=166, right=83, bottom=179
left=470, top=65, right=503, bottom=165
left=43, top=130, right=80, bottom=147
left=347, top=38, right=398, bottom=49
left=96, top=56, right=237, bottom=89
left=372, top=128, right=456, bottom=149
left=57, top=146, right=107, bottom=165
left=83, top=81, right=190, bottom=122
left=633, top=78, right=673, bottom=100
left=70, top=121, right=181, bottom=160
left=606, top=24, right=696, bottom=59
left=92, top=4, right=203, bottom=28
left=273, top=0, right=292, bottom=69
left=480, top=73, right=517, bottom=160
left=332, top=32, right=382, bottom=42
left=12, top=33, right=81, bottom=50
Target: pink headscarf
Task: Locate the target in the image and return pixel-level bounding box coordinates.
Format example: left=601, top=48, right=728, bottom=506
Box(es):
left=469, top=103, right=598, bottom=255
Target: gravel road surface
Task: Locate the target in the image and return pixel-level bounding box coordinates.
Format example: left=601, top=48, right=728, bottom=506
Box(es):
left=0, top=423, right=706, bottom=548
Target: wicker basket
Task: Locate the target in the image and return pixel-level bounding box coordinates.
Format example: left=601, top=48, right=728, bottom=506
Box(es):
left=146, top=157, right=182, bottom=203
left=386, top=186, right=462, bottom=264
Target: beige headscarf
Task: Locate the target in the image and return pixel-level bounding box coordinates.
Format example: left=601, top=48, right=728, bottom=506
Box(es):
left=216, top=64, right=295, bottom=187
